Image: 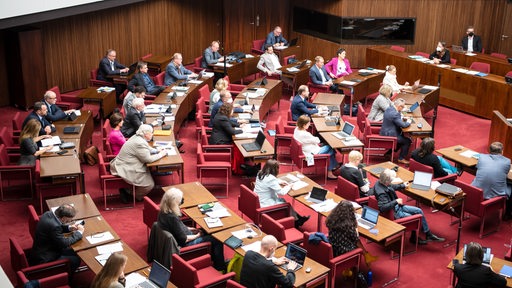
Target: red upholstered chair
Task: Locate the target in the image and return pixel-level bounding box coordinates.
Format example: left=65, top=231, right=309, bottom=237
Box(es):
left=454, top=180, right=506, bottom=238
left=198, top=85, right=210, bottom=104
left=469, top=62, right=490, bottom=73
left=226, top=279, right=246, bottom=288
left=0, top=144, right=33, bottom=201
left=0, top=126, right=20, bottom=155
left=196, top=98, right=211, bottom=119
left=415, top=52, right=429, bottom=58
left=490, top=52, right=507, bottom=60
left=195, top=112, right=211, bottom=141
left=197, top=144, right=231, bottom=198
left=290, top=138, right=329, bottom=185
left=154, top=71, right=166, bottom=86
left=507, top=71, right=512, bottom=78
left=141, top=53, right=153, bottom=61
left=12, top=111, right=24, bottom=142
left=390, top=45, right=405, bottom=52
left=334, top=176, right=369, bottom=205
left=143, top=196, right=160, bottom=239
left=102, top=118, right=112, bottom=142
left=238, top=184, right=290, bottom=225
left=274, top=115, right=295, bottom=162
left=199, top=127, right=231, bottom=154
left=48, top=86, right=83, bottom=110
left=28, top=205, right=39, bottom=240
left=223, top=75, right=246, bottom=96
left=450, top=58, right=457, bottom=65
left=251, top=39, right=266, bottom=55
left=356, top=104, right=381, bottom=139
left=260, top=214, right=302, bottom=245
left=283, top=54, right=296, bottom=66
left=89, top=69, right=113, bottom=87
left=307, top=76, right=330, bottom=94
left=506, top=247, right=511, bottom=261
left=193, top=56, right=205, bottom=73
left=17, top=270, right=70, bottom=288
left=170, top=254, right=235, bottom=288
left=363, top=120, right=397, bottom=163
left=409, top=158, right=457, bottom=185
left=302, top=231, right=363, bottom=287
left=98, top=153, right=135, bottom=210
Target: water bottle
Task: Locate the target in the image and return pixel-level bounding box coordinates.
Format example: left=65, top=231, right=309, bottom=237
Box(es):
left=367, top=270, right=373, bottom=287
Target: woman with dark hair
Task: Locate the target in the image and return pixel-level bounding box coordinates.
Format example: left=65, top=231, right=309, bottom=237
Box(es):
left=453, top=242, right=506, bottom=288
left=209, top=102, right=243, bottom=145
left=411, top=137, right=458, bottom=178
left=429, top=41, right=451, bottom=64
left=254, top=159, right=310, bottom=227
left=18, top=119, right=53, bottom=165
left=108, top=113, right=125, bottom=155
left=324, top=48, right=352, bottom=78
left=90, top=252, right=127, bottom=288
left=326, top=201, right=377, bottom=265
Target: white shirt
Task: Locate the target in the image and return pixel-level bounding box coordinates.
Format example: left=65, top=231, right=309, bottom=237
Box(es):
left=293, top=128, right=320, bottom=155
left=254, top=174, right=288, bottom=207
left=337, top=60, right=347, bottom=75
left=467, top=37, right=474, bottom=52
left=383, top=71, right=402, bottom=93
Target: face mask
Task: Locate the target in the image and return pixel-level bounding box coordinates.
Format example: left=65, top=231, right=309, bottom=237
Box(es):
left=468, top=32, right=474, bottom=37
left=436, top=47, right=442, bottom=52
left=227, top=98, right=233, bottom=104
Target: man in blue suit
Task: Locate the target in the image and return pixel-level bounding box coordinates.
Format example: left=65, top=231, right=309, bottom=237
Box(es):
left=165, top=53, right=197, bottom=86
left=290, top=85, right=318, bottom=121
left=263, top=26, right=288, bottom=50
left=309, top=56, right=338, bottom=92
left=22, top=102, right=55, bottom=136
left=380, top=98, right=411, bottom=164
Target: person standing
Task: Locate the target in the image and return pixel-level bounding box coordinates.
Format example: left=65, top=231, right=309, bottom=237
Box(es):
left=461, top=26, right=483, bottom=53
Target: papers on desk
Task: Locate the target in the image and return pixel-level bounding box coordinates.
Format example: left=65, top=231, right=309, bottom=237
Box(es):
left=422, top=85, right=439, bottom=90
left=475, top=72, right=488, bottom=77
left=437, top=64, right=451, bottom=68
left=40, top=146, right=60, bottom=152
left=86, top=231, right=114, bottom=245
left=342, top=138, right=363, bottom=146
left=286, top=67, right=300, bottom=72
left=351, top=201, right=362, bottom=210
left=231, top=228, right=258, bottom=240
left=204, top=217, right=223, bottom=228
left=205, top=203, right=231, bottom=218
left=203, top=72, right=214, bottom=78
left=144, top=104, right=168, bottom=114
left=95, top=242, right=123, bottom=266
left=278, top=173, right=300, bottom=184
left=291, top=181, right=309, bottom=191
left=408, top=55, right=423, bottom=59
left=171, top=86, right=189, bottom=92
left=391, top=177, right=403, bottom=184
left=242, top=241, right=261, bottom=252
left=188, top=80, right=203, bottom=84
left=125, top=273, right=147, bottom=288
left=465, top=52, right=477, bottom=56
left=254, top=88, right=267, bottom=96
left=214, top=63, right=232, bottom=67
left=466, top=70, right=480, bottom=76
left=244, top=92, right=260, bottom=98
left=308, top=198, right=338, bottom=212
left=453, top=68, right=469, bottom=73
left=96, top=87, right=115, bottom=93
left=154, top=141, right=172, bottom=148
left=238, top=113, right=252, bottom=120
left=73, top=110, right=81, bottom=116
left=274, top=46, right=287, bottom=50
left=245, top=54, right=254, bottom=58
left=459, top=149, right=480, bottom=159
left=41, top=136, right=61, bottom=147
left=153, top=130, right=172, bottom=136
left=339, top=80, right=357, bottom=86
left=234, top=132, right=258, bottom=139
left=358, top=69, right=379, bottom=74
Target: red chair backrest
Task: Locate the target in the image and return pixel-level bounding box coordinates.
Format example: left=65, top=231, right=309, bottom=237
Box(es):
left=506, top=71, right=512, bottom=78
left=198, top=85, right=210, bottom=102
left=197, top=144, right=205, bottom=164
left=13, top=112, right=24, bottom=132
left=261, top=214, right=285, bottom=241
left=469, top=62, right=490, bottom=73
left=356, top=104, right=366, bottom=134
left=97, top=153, right=109, bottom=176
left=335, top=176, right=360, bottom=202
left=102, top=119, right=112, bottom=140
left=28, top=205, right=39, bottom=239
left=454, top=180, right=483, bottom=215
left=10, top=237, right=29, bottom=272
left=409, top=158, right=434, bottom=174
left=154, top=72, right=165, bottom=86
left=90, top=69, right=98, bottom=79
left=490, top=53, right=507, bottom=60
left=143, top=196, right=160, bottom=229
left=368, top=196, right=393, bottom=219
left=283, top=54, right=296, bottom=65
left=0, top=127, right=13, bottom=147
left=238, top=184, right=260, bottom=223
left=302, top=232, right=333, bottom=267
left=141, top=53, right=153, bottom=61
left=290, top=139, right=303, bottom=168
left=390, top=45, right=405, bottom=52
left=450, top=58, right=457, bottom=65
left=252, top=39, right=265, bottom=50
left=194, top=56, right=203, bottom=68
left=0, top=144, right=10, bottom=166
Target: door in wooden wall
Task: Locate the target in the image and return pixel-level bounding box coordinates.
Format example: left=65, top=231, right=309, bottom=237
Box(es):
left=498, top=3, right=512, bottom=56
left=223, top=0, right=257, bottom=53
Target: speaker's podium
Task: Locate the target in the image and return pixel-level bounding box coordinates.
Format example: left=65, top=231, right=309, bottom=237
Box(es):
left=489, top=110, right=512, bottom=160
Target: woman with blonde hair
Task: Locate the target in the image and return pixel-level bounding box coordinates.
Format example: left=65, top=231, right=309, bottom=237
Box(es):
left=368, top=84, right=393, bottom=122
left=90, top=252, right=127, bottom=288
left=18, top=119, right=53, bottom=165
left=209, top=78, right=228, bottom=112
left=382, top=65, right=411, bottom=93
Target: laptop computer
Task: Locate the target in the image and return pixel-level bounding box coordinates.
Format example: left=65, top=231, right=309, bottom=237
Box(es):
left=411, top=79, right=421, bottom=90
left=63, top=126, right=81, bottom=134
left=308, top=187, right=328, bottom=203
left=255, top=76, right=267, bottom=86
left=405, top=102, right=420, bottom=113
left=241, top=130, right=266, bottom=152
left=280, top=243, right=307, bottom=272
left=325, top=116, right=340, bottom=126
left=451, top=45, right=464, bottom=53
left=410, top=171, right=433, bottom=191
left=357, top=206, right=379, bottom=230
left=463, top=244, right=491, bottom=265
left=288, top=38, right=298, bottom=47
left=435, top=182, right=462, bottom=198
left=293, top=60, right=307, bottom=69
left=332, top=122, right=355, bottom=139
left=138, top=261, right=171, bottom=288
left=195, top=69, right=205, bottom=80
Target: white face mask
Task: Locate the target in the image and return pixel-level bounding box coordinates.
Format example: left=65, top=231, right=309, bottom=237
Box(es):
left=227, top=98, right=233, bottom=104
left=436, top=47, right=442, bottom=52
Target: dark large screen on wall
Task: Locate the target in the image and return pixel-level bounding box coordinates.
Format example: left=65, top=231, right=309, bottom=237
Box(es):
left=293, top=6, right=416, bottom=45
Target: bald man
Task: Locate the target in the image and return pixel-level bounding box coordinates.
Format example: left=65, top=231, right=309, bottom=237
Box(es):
left=240, top=235, right=296, bottom=288
left=201, top=41, right=225, bottom=68
left=42, top=91, right=73, bottom=122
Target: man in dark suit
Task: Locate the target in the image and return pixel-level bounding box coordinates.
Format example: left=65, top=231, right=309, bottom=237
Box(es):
left=380, top=98, right=411, bottom=164
left=453, top=242, right=506, bottom=287
left=164, top=53, right=197, bottom=86
left=309, top=56, right=338, bottom=92
left=240, top=235, right=296, bottom=288
left=128, top=62, right=165, bottom=95
left=22, top=102, right=56, bottom=136
left=461, top=26, right=483, bottom=53
left=121, top=98, right=157, bottom=138
left=42, top=90, right=69, bottom=122
left=290, top=85, right=319, bottom=121
left=31, top=204, right=84, bottom=273
left=96, top=49, right=130, bottom=82
left=201, top=41, right=225, bottom=68
left=263, top=26, right=288, bottom=50
left=209, top=90, right=247, bottom=128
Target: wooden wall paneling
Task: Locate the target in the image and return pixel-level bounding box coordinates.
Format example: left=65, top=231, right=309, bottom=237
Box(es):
left=496, top=2, right=512, bottom=55
left=0, top=31, right=9, bottom=106
left=224, top=0, right=256, bottom=53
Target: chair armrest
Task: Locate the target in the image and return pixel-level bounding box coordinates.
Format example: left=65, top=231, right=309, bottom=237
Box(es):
left=275, top=133, right=292, bottom=141
left=434, top=174, right=457, bottom=185
left=203, top=153, right=231, bottom=162
left=330, top=247, right=363, bottom=271
left=394, top=214, right=422, bottom=231
left=369, top=120, right=382, bottom=127
left=284, top=126, right=295, bottom=134
left=277, top=216, right=295, bottom=229
left=355, top=197, right=369, bottom=206
left=251, top=48, right=263, bottom=55
left=89, top=79, right=113, bottom=87
left=202, top=145, right=232, bottom=154
left=195, top=272, right=236, bottom=288
left=61, top=95, right=83, bottom=104
left=180, top=242, right=211, bottom=261
left=481, top=196, right=506, bottom=214
left=188, top=254, right=213, bottom=270
left=145, top=94, right=157, bottom=100
left=256, top=203, right=291, bottom=223
left=20, top=259, right=70, bottom=280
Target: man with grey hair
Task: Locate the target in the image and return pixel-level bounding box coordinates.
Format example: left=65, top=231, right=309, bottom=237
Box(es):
left=111, top=124, right=167, bottom=201
left=240, top=235, right=296, bottom=288
left=380, top=98, right=412, bottom=164
left=121, top=97, right=157, bottom=138
left=374, top=168, right=444, bottom=245
left=42, top=90, right=73, bottom=122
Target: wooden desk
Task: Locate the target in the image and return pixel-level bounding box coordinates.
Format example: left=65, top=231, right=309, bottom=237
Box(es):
left=77, top=241, right=148, bottom=275
left=402, top=117, right=433, bottom=140
left=278, top=172, right=323, bottom=198
left=132, top=268, right=177, bottom=288
left=163, top=182, right=217, bottom=209
left=447, top=249, right=512, bottom=287
left=333, top=70, right=385, bottom=113
left=183, top=205, right=246, bottom=234
left=71, top=215, right=120, bottom=251
left=274, top=246, right=330, bottom=288
left=211, top=224, right=278, bottom=257
left=403, top=185, right=465, bottom=215
left=77, top=87, right=116, bottom=119
left=46, top=193, right=100, bottom=219
left=319, top=132, right=364, bottom=151
left=436, top=145, right=479, bottom=175
left=212, top=56, right=260, bottom=84
left=233, top=139, right=274, bottom=163
left=490, top=110, right=512, bottom=160
left=366, top=46, right=512, bottom=119
left=312, top=92, right=345, bottom=107
left=311, top=117, right=342, bottom=133
left=398, top=86, right=440, bottom=116
left=242, top=79, right=283, bottom=122
left=147, top=135, right=184, bottom=184
left=364, top=161, right=414, bottom=182
left=274, top=46, right=302, bottom=62
left=279, top=59, right=312, bottom=95
left=294, top=191, right=344, bottom=231
left=144, top=55, right=172, bottom=72
left=450, top=50, right=512, bottom=76
left=40, top=154, right=82, bottom=193
left=53, top=110, right=94, bottom=162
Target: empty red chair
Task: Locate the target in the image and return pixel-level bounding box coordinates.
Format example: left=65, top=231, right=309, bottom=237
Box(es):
left=28, top=205, right=39, bottom=240
left=283, top=54, right=296, bottom=66
left=290, top=138, right=329, bottom=185
left=17, top=269, right=70, bottom=288
left=409, top=158, right=457, bottom=185
left=238, top=184, right=290, bottom=225
left=260, top=214, right=302, bottom=245
left=0, top=144, right=33, bottom=201
left=141, top=53, right=153, bottom=61
left=193, top=56, right=204, bottom=73
left=12, top=111, right=24, bottom=143
left=362, top=120, right=397, bottom=163
left=143, top=196, right=160, bottom=239
left=490, top=52, right=507, bottom=60
left=415, top=52, right=429, bottom=58
left=154, top=71, right=166, bottom=86
left=450, top=58, right=457, bottom=65
left=390, top=45, right=405, bottom=52
left=274, top=115, right=295, bottom=162
left=507, top=71, right=512, bottom=78
left=197, top=143, right=231, bottom=198
left=469, top=61, right=490, bottom=73
left=251, top=39, right=266, bottom=55
left=334, top=176, right=369, bottom=205
left=170, top=254, right=235, bottom=287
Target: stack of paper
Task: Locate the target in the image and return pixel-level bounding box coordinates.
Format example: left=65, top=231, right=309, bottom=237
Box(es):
left=255, top=88, right=267, bottom=96
left=231, top=228, right=257, bottom=239
left=204, top=217, right=223, bottom=228
left=422, top=85, right=439, bottom=90
left=188, top=80, right=202, bottom=84
left=291, top=180, right=309, bottom=190
left=234, top=133, right=258, bottom=139
left=340, top=80, right=357, bottom=86
left=459, top=150, right=479, bottom=158
left=453, top=68, right=469, bottom=73
left=242, top=241, right=261, bottom=252
left=358, top=69, right=378, bottom=74
left=86, top=231, right=114, bottom=245
left=310, top=198, right=338, bottom=212
left=244, top=92, right=260, bottom=98
left=95, top=242, right=124, bottom=266
left=286, top=67, right=300, bottom=73
left=171, top=86, right=189, bottom=92
left=214, top=63, right=232, bottom=67
left=153, top=141, right=173, bottom=148
left=203, top=72, right=214, bottom=78
left=41, top=136, right=61, bottom=147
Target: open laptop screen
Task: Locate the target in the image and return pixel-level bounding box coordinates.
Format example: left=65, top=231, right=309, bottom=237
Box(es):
left=149, top=261, right=171, bottom=288
left=342, top=122, right=355, bottom=135
left=413, top=171, right=433, bottom=187
left=285, top=243, right=307, bottom=266
left=362, top=206, right=379, bottom=224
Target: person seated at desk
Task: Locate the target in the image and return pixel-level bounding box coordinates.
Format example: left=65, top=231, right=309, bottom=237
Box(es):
left=339, top=151, right=371, bottom=197
left=158, top=187, right=226, bottom=271
left=96, top=49, right=130, bottom=82
left=380, top=98, right=412, bottom=165
left=122, top=86, right=146, bottom=114
left=368, top=84, right=393, bottom=122
left=257, top=44, right=283, bottom=78
left=90, top=252, right=127, bottom=288
left=309, top=56, right=338, bottom=92
left=324, top=48, right=353, bottom=79
left=290, top=85, right=319, bottom=121
left=374, top=169, right=445, bottom=245
left=471, top=142, right=512, bottom=220
left=411, top=137, right=458, bottom=178
left=22, top=102, right=55, bottom=136
left=429, top=41, right=451, bottom=64
left=110, top=124, right=167, bottom=201
left=326, top=200, right=378, bottom=266
left=383, top=65, right=411, bottom=94
left=127, top=61, right=165, bottom=95
left=18, top=119, right=53, bottom=165
left=294, top=115, right=339, bottom=180
left=209, top=102, right=244, bottom=145
left=121, top=98, right=158, bottom=138
left=31, top=204, right=84, bottom=273
left=42, top=90, right=72, bottom=122
left=108, top=113, right=126, bottom=156
left=461, top=26, right=483, bottom=53
left=453, top=241, right=506, bottom=288
left=208, top=90, right=247, bottom=128
left=255, top=159, right=310, bottom=228
left=263, top=26, right=288, bottom=50
left=201, top=40, right=225, bottom=68
left=164, top=53, right=197, bottom=86
left=240, top=235, right=296, bottom=288
left=209, top=78, right=228, bottom=113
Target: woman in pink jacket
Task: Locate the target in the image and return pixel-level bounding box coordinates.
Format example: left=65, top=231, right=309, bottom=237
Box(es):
left=325, top=48, right=352, bottom=78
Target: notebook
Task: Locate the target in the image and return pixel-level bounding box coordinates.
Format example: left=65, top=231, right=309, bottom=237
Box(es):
left=138, top=261, right=171, bottom=288
left=280, top=243, right=307, bottom=272
left=435, top=182, right=462, bottom=198
left=241, top=130, right=266, bottom=152
left=63, top=126, right=80, bottom=134
left=308, top=187, right=327, bottom=203
left=410, top=171, right=433, bottom=191
left=332, top=122, right=355, bottom=139
left=357, top=206, right=379, bottom=230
